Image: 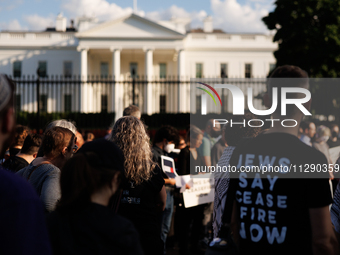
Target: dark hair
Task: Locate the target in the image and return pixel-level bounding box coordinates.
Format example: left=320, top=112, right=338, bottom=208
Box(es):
left=153, top=125, right=179, bottom=145
left=269, top=65, right=308, bottom=79
left=268, top=65, right=309, bottom=117
left=21, top=134, right=42, bottom=155
left=224, top=112, right=261, bottom=146
left=11, top=125, right=30, bottom=147
left=85, top=132, right=95, bottom=141
left=123, top=105, right=141, bottom=118
left=300, top=121, right=310, bottom=132
left=57, top=139, right=124, bottom=210
left=41, top=126, right=75, bottom=158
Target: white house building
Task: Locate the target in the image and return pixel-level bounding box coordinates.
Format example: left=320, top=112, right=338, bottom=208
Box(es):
left=0, top=13, right=277, bottom=119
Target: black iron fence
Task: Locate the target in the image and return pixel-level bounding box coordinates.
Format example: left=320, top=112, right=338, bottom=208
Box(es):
left=11, top=76, right=338, bottom=129
left=10, top=75, right=268, bottom=114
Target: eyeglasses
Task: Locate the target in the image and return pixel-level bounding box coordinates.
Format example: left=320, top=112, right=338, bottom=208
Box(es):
left=73, top=144, right=78, bottom=153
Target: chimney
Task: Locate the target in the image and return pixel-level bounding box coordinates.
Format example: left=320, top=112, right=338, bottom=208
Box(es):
left=56, top=13, right=67, bottom=32
left=203, top=16, right=213, bottom=33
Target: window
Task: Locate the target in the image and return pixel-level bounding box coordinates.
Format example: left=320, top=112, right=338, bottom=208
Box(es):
left=13, top=61, right=22, bottom=78
left=130, top=63, right=138, bottom=78
left=40, top=94, right=47, bottom=113
left=221, top=63, right=228, bottom=78
left=38, top=61, right=47, bottom=77
left=160, top=95, right=166, bottom=113
left=159, top=63, right=166, bottom=78
left=196, top=63, right=203, bottom=78
left=269, top=63, right=276, bottom=72
left=100, top=62, right=109, bottom=78
left=101, top=95, right=108, bottom=112
left=196, top=95, right=201, bottom=114
left=15, top=94, right=21, bottom=112
left=63, top=62, right=73, bottom=78
left=64, top=95, right=72, bottom=112
left=245, top=63, right=252, bottom=78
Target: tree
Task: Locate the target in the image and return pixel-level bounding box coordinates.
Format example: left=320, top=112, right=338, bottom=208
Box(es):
left=263, top=0, right=340, bottom=78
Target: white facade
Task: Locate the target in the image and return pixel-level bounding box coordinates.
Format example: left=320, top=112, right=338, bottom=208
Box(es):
left=0, top=14, right=277, bottom=118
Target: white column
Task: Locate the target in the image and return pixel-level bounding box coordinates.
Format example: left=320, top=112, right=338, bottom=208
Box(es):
left=177, top=49, right=186, bottom=112
left=79, top=47, right=88, bottom=113
left=144, top=48, right=153, bottom=115
left=111, top=48, right=123, bottom=121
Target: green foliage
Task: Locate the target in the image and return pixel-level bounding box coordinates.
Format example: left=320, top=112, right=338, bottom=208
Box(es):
left=263, top=0, right=340, bottom=77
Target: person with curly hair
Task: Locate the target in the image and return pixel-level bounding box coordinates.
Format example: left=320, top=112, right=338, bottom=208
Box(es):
left=8, top=124, right=30, bottom=156
left=108, top=116, right=166, bottom=255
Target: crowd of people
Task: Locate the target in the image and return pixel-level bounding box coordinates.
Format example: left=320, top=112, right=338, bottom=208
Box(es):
left=1, top=65, right=340, bottom=255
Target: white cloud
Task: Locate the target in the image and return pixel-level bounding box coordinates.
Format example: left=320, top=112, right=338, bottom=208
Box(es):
left=145, top=0, right=272, bottom=33
left=23, top=14, right=55, bottom=31
left=60, top=0, right=144, bottom=22
left=211, top=0, right=271, bottom=33
left=0, top=19, right=27, bottom=31
left=0, top=0, right=273, bottom=33
left=146, top=5, right=207, bottom=30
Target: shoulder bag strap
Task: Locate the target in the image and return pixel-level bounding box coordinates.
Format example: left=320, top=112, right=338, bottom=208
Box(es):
left=27, top=161, right=51, bottom=180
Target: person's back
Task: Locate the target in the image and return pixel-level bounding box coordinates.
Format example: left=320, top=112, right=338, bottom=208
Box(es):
left=17, top=127, right=76, bottom=212
left=46, top=139, right=143, bottom=255
left=47, top=203, right=141, bottom=255
left=228, top=133, right=332, bottom=255
left=118, top=165, right=164, bottom=237
left=224, top=65, right=338, bottom=255
left=108, top=117, right=166, bottom=255
left=3, top=155, right=29, bottom=172
left=17, top=162, right=61, bottom=212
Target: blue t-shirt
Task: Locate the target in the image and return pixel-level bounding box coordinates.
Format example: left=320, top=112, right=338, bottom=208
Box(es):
left=0, top=167, right=51, bottom=254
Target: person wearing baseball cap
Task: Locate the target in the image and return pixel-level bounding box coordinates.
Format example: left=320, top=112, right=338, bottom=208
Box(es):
left=46, top=139, right=143, bottom=255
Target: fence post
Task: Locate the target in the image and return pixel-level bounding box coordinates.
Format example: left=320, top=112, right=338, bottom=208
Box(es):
left=132, top=77, right=135, bottom=106
left=36, top=76, right=40, bottom=130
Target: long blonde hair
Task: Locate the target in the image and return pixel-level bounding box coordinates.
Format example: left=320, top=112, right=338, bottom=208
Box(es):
left=108, top=116, right=155, bottom=185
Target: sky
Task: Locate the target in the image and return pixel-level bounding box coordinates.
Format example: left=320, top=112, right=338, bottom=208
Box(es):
left=0, top=0, right=275, bottom=33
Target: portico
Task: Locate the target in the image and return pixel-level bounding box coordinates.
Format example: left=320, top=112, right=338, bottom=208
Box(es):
left=76, top=14, right=185, bottom=118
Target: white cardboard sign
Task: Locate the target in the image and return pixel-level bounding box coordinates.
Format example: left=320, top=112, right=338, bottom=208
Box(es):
left=182, top=173, right=215, bottom=208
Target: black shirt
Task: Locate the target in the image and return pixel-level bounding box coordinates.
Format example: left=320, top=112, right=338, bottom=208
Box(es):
left=47, top=203, right=143, bottom=255
left=9, top=148, right=20, bottom=157
left=118, top=166, right=165, bottom=254
left=227, top=133, right=332, bottom=255
left=177, top=146, right=203, bottom=175
left=2, top=155, right=29, bottom=172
